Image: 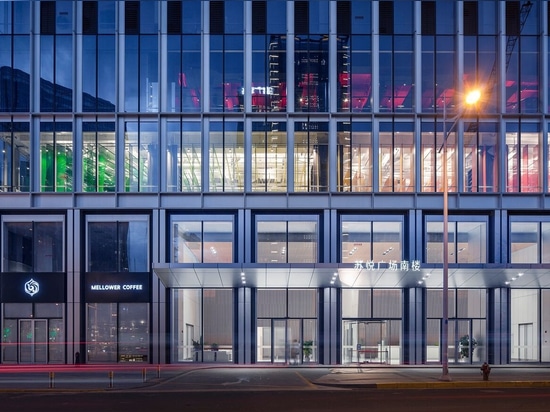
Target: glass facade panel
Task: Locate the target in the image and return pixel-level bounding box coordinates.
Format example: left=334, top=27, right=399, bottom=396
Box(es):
left=506, top=123, right=541, bottom=193
left=171, top=216, right=234, bottom=264
left=379, top=122, right=414, bottom=192
left=167, top=35, right=201, bottom=113
left=426, top=219, right=487, bottom=264
left=251, top=121, right=287, bottom=192
left=87, top=219, right=149, bottom=272
left=510, top=221, right=538, bottom=264
left=294, top=122, right=329, bottom=192
left=166, top=120, right=201, bottom=192
left=256, top=218, right=318, bottom=264
left=3, top=220, right=63, bottom=272
left=124, top=120, right=159, bottom=192
left=511, top=290, right=539, bottom=362
left=82, top=35, right=116, bottom=112
left=337, top=122, right=372, bottom=192
left=0, top=121, right=30, bottom=192
left=82, top=121, right=116, bottom=192
left=463, top=122, right=499, bottom=192
left=40, top=121, right=73, bottom=192
left=209, top=121, right=244, bottom=192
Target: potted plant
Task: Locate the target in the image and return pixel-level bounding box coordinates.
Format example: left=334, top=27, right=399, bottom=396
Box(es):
left=210, top=343, right=219, bottom=351
left=459, top=335, right=477, bottom=359
left=302, top=340, right=313, bottom=362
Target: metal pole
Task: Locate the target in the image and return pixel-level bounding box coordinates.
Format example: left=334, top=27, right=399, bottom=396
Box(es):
left=440, top=100, right=450, bottom=381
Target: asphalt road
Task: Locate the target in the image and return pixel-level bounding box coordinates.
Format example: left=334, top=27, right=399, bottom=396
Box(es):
left=1, top=388, right=550, bottom=412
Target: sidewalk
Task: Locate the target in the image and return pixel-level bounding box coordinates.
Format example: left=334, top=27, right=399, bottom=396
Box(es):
left=313, top=365, right=550, bottom=389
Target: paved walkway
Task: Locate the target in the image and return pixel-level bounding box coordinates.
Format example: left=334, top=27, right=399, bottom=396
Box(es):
left=313, top=365, right=550, bottom=389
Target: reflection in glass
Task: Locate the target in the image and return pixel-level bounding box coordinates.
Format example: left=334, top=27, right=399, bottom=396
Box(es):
left=464, top=122, right=498, bottom=192
left=3, top=220, right=63, bottom=272
left=379, top=123, right=414, bottom=192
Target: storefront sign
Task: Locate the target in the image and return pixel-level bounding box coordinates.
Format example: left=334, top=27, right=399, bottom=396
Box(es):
left=85, top=273, right=150, bottom=302
left=1, top=273, right=66, bottom=302
left=354, top=260, right=421, bottom=271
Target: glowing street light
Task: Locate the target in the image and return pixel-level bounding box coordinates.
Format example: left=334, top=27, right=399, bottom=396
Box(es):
left=439, top=88, right=481, bottom=381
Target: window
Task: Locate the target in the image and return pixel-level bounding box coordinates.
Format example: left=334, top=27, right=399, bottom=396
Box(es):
left=510, top=218, right=550, bottom=264
left=340, top=216, right=403, bottom=264
left=86, top=216, right=149, bottom=272
left=294, top=122, right=329, bottom=192
left=379, top=122, right=414, bottom=192
left=166, top=120, right=202, bottom=192
left=2, top=216, right=64, bottom=273
left=506, top=122, right=541, bottom=193
left=252, top=121, right=287, bottom=192
left=40, top=120, right=73, bottom=192
left=209, top=121, right=244, bottom=192
left=82, top=121, right=116, bottom=192
left=171, top=215, right=234, bottom=263
left=425, top=217, right=488, bottom=263
left=0, top=121, right=30, bottom=192
left=256, top=216, right=318, bottom=263
left=124, top=120, right=159, bottom=192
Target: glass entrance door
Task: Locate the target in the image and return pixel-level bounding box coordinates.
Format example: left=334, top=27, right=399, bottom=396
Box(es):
left=257, top=319, right=316, bottom=364
left=342, top=320, right=400, bottom=364
left=19, top=319, right=48, bottom=363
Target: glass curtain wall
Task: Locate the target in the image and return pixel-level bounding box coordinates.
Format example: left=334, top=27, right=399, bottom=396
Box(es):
left=425, top=217, right=488, bottom=264
left=463, top=122, right=499, bottom=193
left=166, top=120, right=201, bottom=192
left=510, top=289, right=539, bottom=362
left=251, top=121, right=287, bottom=192
left=505, top=122, right=541, bottom=193
left=171, top=289, right=233, bottom=363
left=342, top=289, right=402, bottom=365
left=82, top=121, right=116, bottom=192
left=0, top=121, right=30, bottom=192
left=294, top=121, right=329, bottom=192
left=40, top=120, right=73, bottom=192
left=124, top=120, right=159, bottom=192
left=379, top=122, right=414, bottom=192
left=0, top=1, right=30, bottom=112
left=171, top=215, right=234, bottom=264
left=208, top=121, right=244, bottom=192
left=337, top=121, right=372, bottom=192
left=2, top=217, right=64, bottom=273
left=427, top=289, right=486, bottom=364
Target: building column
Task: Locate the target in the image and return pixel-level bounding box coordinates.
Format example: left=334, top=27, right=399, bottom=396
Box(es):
left=320, top=287, right=340, bottom=365
left=235, top=287, right=254, bottom=364
left=402, top=288, right=425, bottom=365
left=488, top=288, right=510, bottom=365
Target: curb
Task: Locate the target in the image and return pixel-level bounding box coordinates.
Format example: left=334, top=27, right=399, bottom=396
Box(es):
left=314, top=380, right=550, bottom=389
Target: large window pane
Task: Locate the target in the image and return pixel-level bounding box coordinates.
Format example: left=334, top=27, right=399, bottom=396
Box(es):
left=119, top=303, right=149, bottom=362
left=510, top=221, right=538, bottom=263
left=0, top=121, right=30, bottom=192
left=87, top=303, right=117, bottom=363
left=252, top=121, right=287, bottom=192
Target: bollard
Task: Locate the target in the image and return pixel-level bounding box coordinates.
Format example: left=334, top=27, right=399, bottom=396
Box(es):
left=49, top=371, right=55, bottom=389
left=157, top=364, right=160, bottom=378
left=142, top=368, right=147, bottom=383
left=108, top=371, right=114, bottom=388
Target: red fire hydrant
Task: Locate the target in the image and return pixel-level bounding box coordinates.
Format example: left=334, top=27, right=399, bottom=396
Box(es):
left=480, top=362, right=491, bottom=381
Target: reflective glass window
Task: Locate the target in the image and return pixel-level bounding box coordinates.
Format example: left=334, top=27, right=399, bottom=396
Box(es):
left=509, top=219, right=550, bottom=264
left=252, top=35, right=287, bottom=112
left=210, top=35, right=244, bottom=112
left=87, top=218, right=149, bottom=272
left=420, top=119, right=457, bottom=193
left=295, top=36, right=329, bottom=112
left=338, top=35, right=372, bottom=113
left=251, top=121, right=287, bottom=192
left=82, top=35, right=116, bottom=112
left=0, top=33, right=30, bottom=112
left=2, top=218, right=64, bottom=273
left=379, top=35, right=413, bottom=112
left=341, top=217, right=403, bottom=264
left=256, top=217, right=318, bottom=264
left=167, top=35, right=201, bottom=113
left=40, top=33, right=73, bottom=112
left=171, top=216, right=234, bottom=263
left=426, top=218, right=488, bottom=264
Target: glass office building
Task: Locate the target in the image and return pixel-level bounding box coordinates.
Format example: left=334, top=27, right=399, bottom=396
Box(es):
left=1, top=0, right=550, bottom=365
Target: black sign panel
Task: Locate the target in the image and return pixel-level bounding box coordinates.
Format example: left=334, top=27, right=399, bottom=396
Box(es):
left=84, top=273, right=150, bottom=302
left=1, top=273, right=66, bottom=303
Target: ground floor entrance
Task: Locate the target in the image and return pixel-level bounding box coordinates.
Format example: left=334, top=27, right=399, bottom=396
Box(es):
left=342, top=320, right=401, bottom=365
left=256, top=318, right=317, bottom=364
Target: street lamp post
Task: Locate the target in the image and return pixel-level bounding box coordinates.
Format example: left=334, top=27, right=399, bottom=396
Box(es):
left=439, top=90, right=481, bottom=381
